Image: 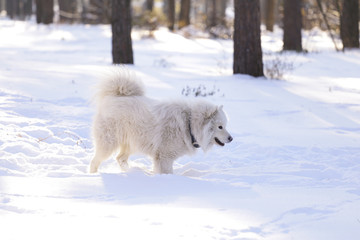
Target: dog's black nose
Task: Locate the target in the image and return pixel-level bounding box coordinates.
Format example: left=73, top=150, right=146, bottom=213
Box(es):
left=228, top=136, right=233, bottom=142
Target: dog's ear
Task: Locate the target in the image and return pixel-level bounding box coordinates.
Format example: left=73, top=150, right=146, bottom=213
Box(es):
left=218, top=105, right=223, bottom=111
left=205, top=106, right=218, bottom=121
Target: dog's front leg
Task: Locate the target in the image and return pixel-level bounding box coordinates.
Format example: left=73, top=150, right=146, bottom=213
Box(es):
left=153, top=154, right=174, bottom=174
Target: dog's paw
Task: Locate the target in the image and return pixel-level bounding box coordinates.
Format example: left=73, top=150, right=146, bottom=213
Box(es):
left=119, top=161, right=130, bottom=172
left=89, top=166, right=98, bottom=174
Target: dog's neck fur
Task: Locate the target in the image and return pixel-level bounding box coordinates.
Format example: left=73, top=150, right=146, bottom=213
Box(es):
left=188, top=117, right=200, bottom=148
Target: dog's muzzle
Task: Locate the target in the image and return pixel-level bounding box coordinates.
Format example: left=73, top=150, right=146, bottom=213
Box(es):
left=215, top=136, right=233, bottom=146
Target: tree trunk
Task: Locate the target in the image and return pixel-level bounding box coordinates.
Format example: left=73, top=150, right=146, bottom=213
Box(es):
left=145, top=0, right=154, bottom=11
left=217, top=0, right=227, bottom=26
left=206, top=0, right=227, bottom=28
left=283, top=0, right=302, bottom=51
left=4, top=0, right=32, bottom=19
left=179, top=0, right=190, bottom=29
left=233, top=0, right=264, bottom=77
left=264, top=0, right=276, bottom=31
left=167, top=0, right=175, bottom=31
left=0, top=0, right=4, bottom=13
left=6, top=0, right=15, bottom=19
left=24, top=0, right=33, bottom=18
left=36, top=0, right=41, bottom=23
left=42, top=0, right=54, bottom=24
left=340, top=0, right=359, bottom=49
left=206, top=0, right=216, bottom=28
left=36, top=0, right=54, bottom=24
left=88, top=0, right=111, bottom=24
left=111, top=0, right=134, bottom=64
left=59, top=0, right=77, bottom=23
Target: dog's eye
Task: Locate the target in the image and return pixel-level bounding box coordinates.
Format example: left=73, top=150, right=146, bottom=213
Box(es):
left=218, top=126, right=223, bottom=130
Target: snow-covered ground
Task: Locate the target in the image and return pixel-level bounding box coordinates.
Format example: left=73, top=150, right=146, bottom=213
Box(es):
left=0, top=19, right=359, bottom=240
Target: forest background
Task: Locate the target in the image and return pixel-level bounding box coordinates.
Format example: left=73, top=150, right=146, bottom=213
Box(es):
left=2, top=0, right=359, bottom=78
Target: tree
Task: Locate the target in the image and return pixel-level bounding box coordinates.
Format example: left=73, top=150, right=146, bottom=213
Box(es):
left=340, top=0, right=359, bottom=49
left=0, top=0, right=4, bottom=13
left=283, top=0, right=302, bottom=51
left=145, top=0, right=154, bottom=11
left=6, top=0, right=32, bottom=20
left=88, top=0, right=111, bottom=24
left=111, top=0, right=134, bottom=64
left=36, top=0, right=54, bottom=24
left=264, top=0, right=276, bottom=32
left=206, top=0, right=217, bottom=28
left=315, top=0, right=341, bottom=51
left=167, top=0, right=175, bottom=31
left=58, top=0, right=77, bottom=23
left=179, top=0, right=191, bottom=29
left=233, top=0, right=264, bottom=77
left=205, top=0, right=227, bottom=29
left=6, top=0, right=15, bottom=19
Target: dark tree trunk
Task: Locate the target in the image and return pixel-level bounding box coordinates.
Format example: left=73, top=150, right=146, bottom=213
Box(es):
left=59, top=0, right=77, bottom=23
left=24, top=0, right=33, bottom=18
left=145, top=0, right=154, bottom=11
left=6, top=0, right=15, bottom=19
left=264, top=0, right=276, bottom=31
left=0, top=0, right=4, bottom=13
left=36, top=0, right=41, bottom=23
left=111, top=0, right=134, bottom=64
left=217, top=0, right=227, bottom=26
left=233, top=0, right=264, bottom=77
left=206, top=0, right=216, bottom=28
left=340, top=0, right=359, bottom=49
left=36, top=0, right=54, bottom=24
left=42, top=0, right=54, bottom=24
left=167, top=0, right=175, bottom=31
left=5, top=0, right=32, bottom=19
left=179, top=0, right=190, bottom=29
left=283, top=0, right=302, bottom=51
left=88, top=0, right=111, bottom=24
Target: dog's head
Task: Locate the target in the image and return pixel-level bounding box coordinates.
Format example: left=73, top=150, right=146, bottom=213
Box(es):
left=210, top=105, right=233, bottom=147
left=191, top=102, right=233, bottom=151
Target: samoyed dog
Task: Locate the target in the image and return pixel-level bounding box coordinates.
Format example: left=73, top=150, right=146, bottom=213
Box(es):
left=89, top=68, right=233, bottom=174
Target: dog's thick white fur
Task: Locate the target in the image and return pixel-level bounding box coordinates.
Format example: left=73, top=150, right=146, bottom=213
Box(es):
left=90, top=68, right=232, bottom=174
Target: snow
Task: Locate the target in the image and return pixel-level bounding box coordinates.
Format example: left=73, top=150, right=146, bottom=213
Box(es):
left=1, top=18, right=360, bottom=240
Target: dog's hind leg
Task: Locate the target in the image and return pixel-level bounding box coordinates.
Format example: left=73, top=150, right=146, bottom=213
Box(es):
left=116, top=149, right=130, bottom=171
left=89, top=146, right=113, bottom=173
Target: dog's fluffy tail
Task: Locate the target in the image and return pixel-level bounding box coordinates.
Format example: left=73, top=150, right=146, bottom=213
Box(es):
left=96, top=67, right=145, bottom=100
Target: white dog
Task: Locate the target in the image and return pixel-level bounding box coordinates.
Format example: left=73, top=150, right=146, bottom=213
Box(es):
left=89, top=68, right=232, bottom=174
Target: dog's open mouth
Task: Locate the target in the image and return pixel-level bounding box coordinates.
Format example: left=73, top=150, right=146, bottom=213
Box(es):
left=215, top=137, right=225, bottom=146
